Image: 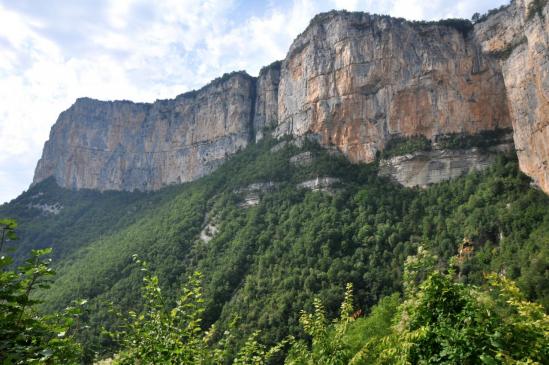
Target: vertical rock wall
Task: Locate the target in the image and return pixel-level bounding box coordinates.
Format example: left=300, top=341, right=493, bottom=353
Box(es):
left=275, top=11, right=512, bottom=163
left=474, top=0, right=549, bottom=193
left=253, top=61, right=281, bottom=142
left=33, top=3, right=549, bottom=193
left=33, top=73, right=255, bottom=191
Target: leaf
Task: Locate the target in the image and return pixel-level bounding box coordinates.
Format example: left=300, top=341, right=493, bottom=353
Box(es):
left=479, top=354, right=498, bottom=365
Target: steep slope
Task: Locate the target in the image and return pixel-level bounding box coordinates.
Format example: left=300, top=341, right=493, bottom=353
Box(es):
left=0, top=177, right=182, bottom=262
left=5, top=137, right=548, bottom=357
left=474, top=0, right=549, bottom=194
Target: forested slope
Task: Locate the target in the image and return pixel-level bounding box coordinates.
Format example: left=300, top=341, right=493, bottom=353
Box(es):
left=1, top=136, right=548, bottom=359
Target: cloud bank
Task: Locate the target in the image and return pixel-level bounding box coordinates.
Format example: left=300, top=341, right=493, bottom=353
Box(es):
left=0, top=0, right=508, bottom=203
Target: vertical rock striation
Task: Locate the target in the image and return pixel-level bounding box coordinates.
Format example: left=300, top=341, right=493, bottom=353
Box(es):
left=474, top=0, right=549, bottom=193
left=275, top=11, right=512, bottom=163
left=33, top=72, right=255, bottom=191
left=253, top=61, right=281, bottom=142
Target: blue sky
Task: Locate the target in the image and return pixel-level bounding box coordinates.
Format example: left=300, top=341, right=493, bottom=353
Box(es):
left=0, top=0, right=508, bottom=203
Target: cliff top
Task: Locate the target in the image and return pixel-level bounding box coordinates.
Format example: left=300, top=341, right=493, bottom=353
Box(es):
left=73, top=70, right=254, bottom=109
left=295, top=9, right=475, bottom=41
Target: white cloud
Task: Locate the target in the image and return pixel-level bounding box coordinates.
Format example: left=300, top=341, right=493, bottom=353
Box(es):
left=0, top=0, right=508, bottom=203
left=391, top=0, right=425, bottom=19
left=332, top=0, right=360, bottom=11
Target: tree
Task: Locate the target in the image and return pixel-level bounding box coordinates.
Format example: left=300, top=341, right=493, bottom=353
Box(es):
left=106, top=256, right=288, bottom=364
left=357, top=248, right=549, bottom=364
left=472, top=12, right=480, bottom=23
left=0, top=219, right=84, bottom=364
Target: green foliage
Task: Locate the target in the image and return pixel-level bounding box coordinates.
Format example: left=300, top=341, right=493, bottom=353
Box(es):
left=434, top=128, right=512, bottom=150
left=0, top=222, right=84, bottom=364
left=0, top=218, right=17, bottom=252
left=283, top=247, right=548, bottom=364
left=348, top=250, right=549, bottom=364
left=105, top=256, right=287, bottom=365
left=410, top=18, right=473, bottom=36
left=2, top=137, right=549, bottom=361
left=286, top=283, right=356, bottom=364
left=0, top=177, right=183, bottom=263
left=107, top=258, right=215, bottom=364
left=472, top=3, right=511, bottom=23
left=380, top=135, right=432, bottom=158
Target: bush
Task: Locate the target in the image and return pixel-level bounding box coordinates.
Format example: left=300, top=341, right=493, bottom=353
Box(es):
left=380, top=135, right=432, bottom=159
left=0, top=219, right=84, bottom=364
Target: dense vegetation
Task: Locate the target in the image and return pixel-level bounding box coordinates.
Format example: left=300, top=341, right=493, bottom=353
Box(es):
left=0, top=220, right=84, bottom=364
left=380, top=135, right=432, bottom=158
left=434, top=128, right=512, bottom=150
left=0, top=179, right=181, bottom=263
left=409, top=18, right=473, bottom=36
left=380, top=129, right=512, bottom=159
left=1, top=136, right=548, bottom=363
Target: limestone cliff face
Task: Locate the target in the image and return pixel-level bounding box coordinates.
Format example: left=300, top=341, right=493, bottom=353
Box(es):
left=33, top=72, right=255, bottom=191
left=275, top=12, right=512, bottom=163
left=379, top=143, right=514, bottom=188
left=474, top=0, right=549, bottom=193
left=253, top=62, right=281, bottom=142
left=34, top=4, right=548, bottom=193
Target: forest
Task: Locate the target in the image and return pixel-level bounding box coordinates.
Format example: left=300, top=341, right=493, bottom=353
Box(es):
left=1, top=136, right=548, bottom=363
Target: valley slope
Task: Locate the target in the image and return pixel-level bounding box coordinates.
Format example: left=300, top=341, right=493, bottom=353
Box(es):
left=2, top=137, right=549, bottom=358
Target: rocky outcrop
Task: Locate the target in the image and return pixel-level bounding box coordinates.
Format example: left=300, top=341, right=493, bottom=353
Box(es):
left=33, top=72, right=255, bottom=191
left=275, top=11, right=512, bottom=163
left=474, top=0, right=549, bottom=194
left=298, top=177, right=340, bottom=193
left=379, top=144, right=514, bottom=188
left=235, top=182, right=277, bottom=208
left=290, top=151, right=314, bottom=166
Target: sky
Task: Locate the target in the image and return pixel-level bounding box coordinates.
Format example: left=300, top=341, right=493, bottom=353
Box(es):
left=0, top=0, right=508, bottom=204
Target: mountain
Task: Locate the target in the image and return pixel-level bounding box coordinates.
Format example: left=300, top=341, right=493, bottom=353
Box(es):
left=2, top=0, right=548, bottom=362
left=32, top=0, right=549, bottom=194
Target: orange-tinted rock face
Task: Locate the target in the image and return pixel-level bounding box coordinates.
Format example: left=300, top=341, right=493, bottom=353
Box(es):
left=474, top=0, right=549, bottom=194
left=275, top=12, right=512, bottom=163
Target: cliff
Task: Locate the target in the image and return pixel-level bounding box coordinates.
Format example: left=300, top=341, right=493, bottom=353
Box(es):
left=33, top=1, right=549, bottom=193
left=474, top=0, right=549, bottom=193
left=33, top=72, right=256, bottom=191
left=275, top=12, right=511, bottom=162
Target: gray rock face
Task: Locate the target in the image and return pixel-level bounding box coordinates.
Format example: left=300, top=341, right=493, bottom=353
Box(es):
left=33, top=73, right=255, bottom=191
left=253, top=62, right=281, bottom=142
left=235, top=182, right=277, bottom=208
left=297, top=177, right=340, bottom=193
left=290, top=151, right=314, bottom=166
left=379, top=144, right=514, bottom=188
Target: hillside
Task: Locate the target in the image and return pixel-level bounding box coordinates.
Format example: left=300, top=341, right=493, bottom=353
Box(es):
left=2, top=136, right=548, bottom=360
